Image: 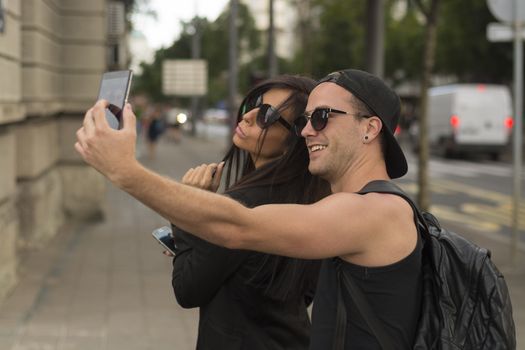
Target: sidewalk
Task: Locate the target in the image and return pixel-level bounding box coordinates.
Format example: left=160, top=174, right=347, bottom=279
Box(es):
left=0, top=134, right=228, bottom=350
left=0, top=132, right=523, bottom=349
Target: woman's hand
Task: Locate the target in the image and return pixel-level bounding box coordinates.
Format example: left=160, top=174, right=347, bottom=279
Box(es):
left=182, top=162, right=225, bottom=192
left=163, top=250, right=174, bottom=257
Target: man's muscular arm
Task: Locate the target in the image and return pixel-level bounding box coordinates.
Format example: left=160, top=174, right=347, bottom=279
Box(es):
left=75, top=101, right=413, bottom=262
left=75, top=100, right=250, bottom=249
left=118, top=162, right=250, bottom=249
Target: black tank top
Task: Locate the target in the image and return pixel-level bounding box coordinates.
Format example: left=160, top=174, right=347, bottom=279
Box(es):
left=309, top=234, right=423, bottom=349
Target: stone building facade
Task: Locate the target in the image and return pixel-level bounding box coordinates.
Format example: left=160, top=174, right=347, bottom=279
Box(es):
left=0, top=0, right=126, bottom=302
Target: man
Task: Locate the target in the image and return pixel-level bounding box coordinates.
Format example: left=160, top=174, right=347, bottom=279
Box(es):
left=76, top=69, right=422, bottom=349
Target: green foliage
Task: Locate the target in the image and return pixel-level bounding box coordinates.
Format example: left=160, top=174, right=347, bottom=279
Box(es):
left=294, top=0, right=368, bottom=79
left=385, top=4, right=425, bottom=85
left=132, top=32, right=192, bottom=102
left=385, top=0, right=513, bottom=85
left=434, top=0, right=512, bottom=83
left=133, top=0, right=514, bottom=105
left=133, top=3, right=261, bottom=107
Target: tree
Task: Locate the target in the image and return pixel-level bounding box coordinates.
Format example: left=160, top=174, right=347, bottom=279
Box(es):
left=288, top=0, right=316, bottom=75
left=414, top=0, right=441, bottom=211
left=384, top=2, right=425, bottom=85
left=287, top=0, right=513, bottom=83
left=133, top=3, right=260, bottom=107
left=434, top=0, right=512, bottom=84
left=287, top=0, right=368, bottom=78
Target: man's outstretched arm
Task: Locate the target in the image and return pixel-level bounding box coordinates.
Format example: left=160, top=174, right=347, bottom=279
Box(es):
left=75, top=100, right=251, bottom=250
left=75, top=101, right=405, bottom=260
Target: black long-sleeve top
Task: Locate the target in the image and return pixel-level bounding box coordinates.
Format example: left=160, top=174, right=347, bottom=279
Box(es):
left=172, top=184, right=319, bottom=350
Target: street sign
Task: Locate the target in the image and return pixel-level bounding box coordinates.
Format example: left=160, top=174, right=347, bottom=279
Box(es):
left=162, top=59, right=208, bottom=96
left=487, top=0, right=525, bottom=23
left=487, top=22, right=525, bottom=41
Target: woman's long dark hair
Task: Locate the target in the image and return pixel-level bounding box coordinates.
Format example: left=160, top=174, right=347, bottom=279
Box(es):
left=221, top=75, right=331, bottom=301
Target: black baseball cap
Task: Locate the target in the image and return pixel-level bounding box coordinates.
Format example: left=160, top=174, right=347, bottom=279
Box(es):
left=317, top=69, right=407, bottom=179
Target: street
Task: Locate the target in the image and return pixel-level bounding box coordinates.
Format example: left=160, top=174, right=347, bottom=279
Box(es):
left=0, top=130, right=523, bottom=349
left=398, top=149, right=525, bottom=243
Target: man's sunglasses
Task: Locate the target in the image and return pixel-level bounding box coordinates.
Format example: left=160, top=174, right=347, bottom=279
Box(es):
left=293, top=107, right=358, bottom=136
left=241, top=95, right=292, bottom=130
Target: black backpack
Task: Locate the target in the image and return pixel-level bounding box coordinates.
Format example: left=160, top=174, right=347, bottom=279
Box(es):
left=334, top=180, right=516, bottom=350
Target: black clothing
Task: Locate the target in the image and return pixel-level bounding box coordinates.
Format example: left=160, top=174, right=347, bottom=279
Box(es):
left=172, top=185, right=319, bottom=350
left=359, top=180, right=516, bottom=349
left=310, top=223, right=423, bottom=349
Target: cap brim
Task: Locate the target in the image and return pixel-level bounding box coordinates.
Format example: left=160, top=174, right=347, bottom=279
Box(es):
left=382, top=128, right=407, bottom=179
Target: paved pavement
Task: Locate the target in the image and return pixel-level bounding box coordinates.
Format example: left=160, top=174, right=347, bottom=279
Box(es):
left=0, top=131, right=523, bottom=349
left=0, top=133, right=228, bottom=350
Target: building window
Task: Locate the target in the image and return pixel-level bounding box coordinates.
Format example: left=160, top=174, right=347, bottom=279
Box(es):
left=112, top=44, right=120, bottom=65
left=107, top=2, right=126, bottom=67
left=107, top=43, right=120, bottom=67
left=107, top=2, right=125, bottom=36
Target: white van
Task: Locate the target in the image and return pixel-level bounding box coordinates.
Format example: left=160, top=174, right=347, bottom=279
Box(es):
left=426, top=84, right=513, bottom=159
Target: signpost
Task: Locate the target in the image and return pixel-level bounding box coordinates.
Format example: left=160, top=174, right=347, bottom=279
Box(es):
left=487, top=0, right=525, bottom=22
left=487, top=0, right=524, bottom=265
left=487, top=23, right=525, bottom=41
left=162, top=59, right=208, bottom=97
left=162, top=59, right=207, bottom=136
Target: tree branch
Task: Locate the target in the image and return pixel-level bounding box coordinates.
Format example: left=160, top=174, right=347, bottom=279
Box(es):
left=413, top=0, right=430, bottom=19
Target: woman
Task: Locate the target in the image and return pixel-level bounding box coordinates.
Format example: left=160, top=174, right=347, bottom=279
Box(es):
left=170, top=75, right=330, bottom=350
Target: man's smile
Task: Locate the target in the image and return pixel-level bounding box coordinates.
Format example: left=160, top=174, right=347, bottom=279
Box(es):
left=308, top=144, right=327, bottom=153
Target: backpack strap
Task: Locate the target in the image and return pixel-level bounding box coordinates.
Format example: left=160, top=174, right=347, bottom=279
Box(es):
left=357, top=180, right=432, bottom=244
left=333, top=266, right=347, bottom=350
left=333, top=258, right=396, bottom=350
left=332, top=180, right=432, bottom=350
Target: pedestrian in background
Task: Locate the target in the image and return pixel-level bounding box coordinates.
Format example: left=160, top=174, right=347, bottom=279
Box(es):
left=144, top=105, right=165, bottom=160
left=75, top=69, right=420, bottom=349
left=167, top=75, right=330, bottom=349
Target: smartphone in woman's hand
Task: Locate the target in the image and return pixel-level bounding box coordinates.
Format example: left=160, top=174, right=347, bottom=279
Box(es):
left=151, top=226, right=177, bottom=255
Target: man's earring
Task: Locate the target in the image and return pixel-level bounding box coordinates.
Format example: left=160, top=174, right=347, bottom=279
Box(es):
left=364, top=135, right=369, bottom=142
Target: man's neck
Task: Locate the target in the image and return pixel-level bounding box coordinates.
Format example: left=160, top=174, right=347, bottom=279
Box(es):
left=331, top=162, right=389, bottom=193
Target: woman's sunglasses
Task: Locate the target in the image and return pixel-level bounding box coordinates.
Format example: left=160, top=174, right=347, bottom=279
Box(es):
left=293, top=107, right=358, bottom=136
left=241, top=95, right=292, bottom=130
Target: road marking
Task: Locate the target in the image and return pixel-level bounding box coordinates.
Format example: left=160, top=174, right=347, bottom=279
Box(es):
left=406, top=158, right=525, bottom=178
left=432, top=205, right=501, bottom=232
left=398, top=180, right=525, bottom=233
